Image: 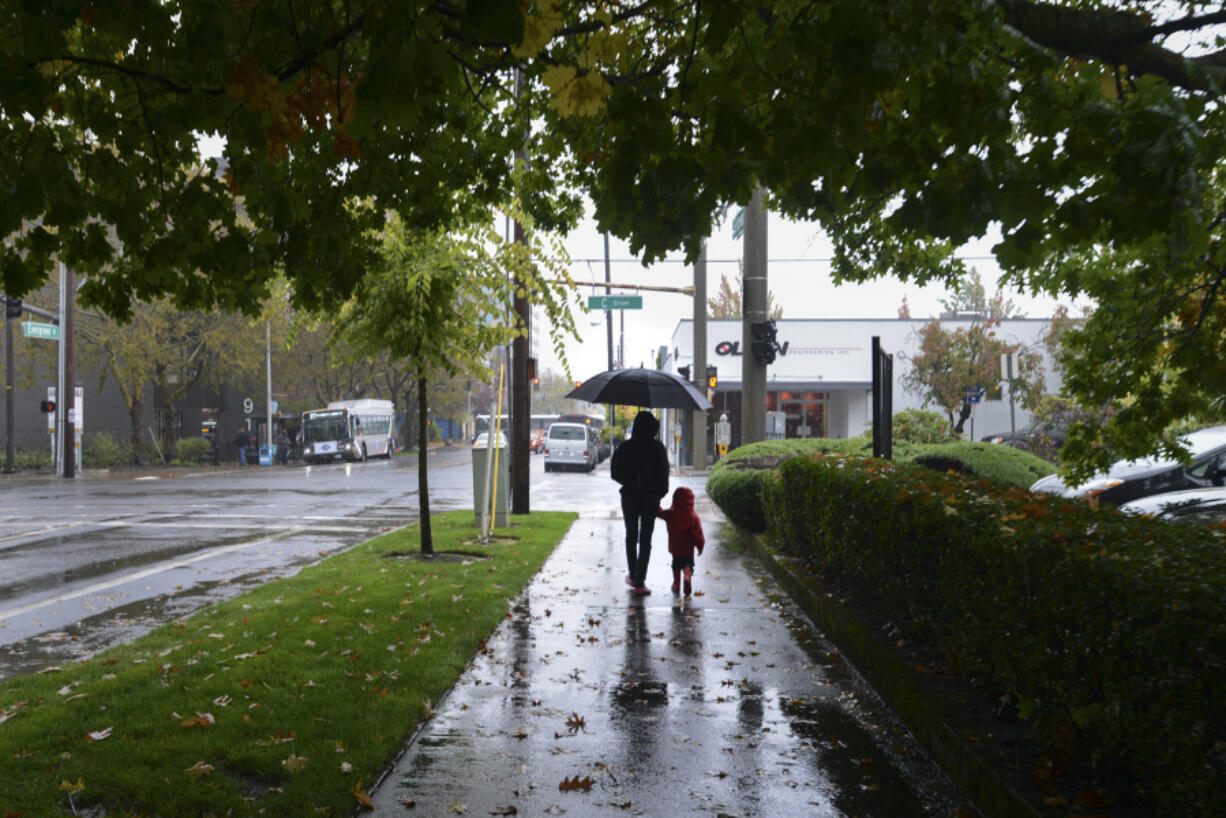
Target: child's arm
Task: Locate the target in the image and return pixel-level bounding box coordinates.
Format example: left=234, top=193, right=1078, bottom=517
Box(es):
left=694, top=516, right=705, bottom=553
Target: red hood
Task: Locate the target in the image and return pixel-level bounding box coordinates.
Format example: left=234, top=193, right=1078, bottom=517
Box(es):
left=671, top=487, right=695, bottom=509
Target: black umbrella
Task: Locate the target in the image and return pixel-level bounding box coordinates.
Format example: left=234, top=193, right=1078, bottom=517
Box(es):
left=565, top=367, right=713, bottom=411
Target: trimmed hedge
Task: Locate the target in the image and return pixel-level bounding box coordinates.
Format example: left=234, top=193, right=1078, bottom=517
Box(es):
left=910, top=441, right=1054, bottom=487
left=706, top=438, right=1054, bottom=532
left=762, top=453, right=1226, bottom=816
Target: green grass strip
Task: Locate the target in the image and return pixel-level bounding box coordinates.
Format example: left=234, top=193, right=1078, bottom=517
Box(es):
left=0, top=510, right=576, bottom=817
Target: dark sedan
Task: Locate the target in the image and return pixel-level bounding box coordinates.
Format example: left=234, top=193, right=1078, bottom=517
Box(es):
left=1029, top=425, right=1226, bottom=506
left=1119, top=487, right=1226, bottom=525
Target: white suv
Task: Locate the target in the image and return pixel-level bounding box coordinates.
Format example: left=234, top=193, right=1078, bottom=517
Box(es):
left=543, top=423, right=597, bottom=472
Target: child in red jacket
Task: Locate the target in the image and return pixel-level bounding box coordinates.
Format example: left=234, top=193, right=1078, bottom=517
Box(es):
left=657, top=486, right=705, bottom=596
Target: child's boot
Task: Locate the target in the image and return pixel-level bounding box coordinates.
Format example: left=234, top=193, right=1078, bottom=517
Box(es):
left=671, top=569, right=681, bottom=593
left=683, top=567, right=693, bottom=596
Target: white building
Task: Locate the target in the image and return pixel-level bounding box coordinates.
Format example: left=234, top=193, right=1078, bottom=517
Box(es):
left=662, top=316, right=1060, bottom=462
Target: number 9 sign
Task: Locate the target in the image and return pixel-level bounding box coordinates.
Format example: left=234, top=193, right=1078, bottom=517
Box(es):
left=243, top=398, right=254, bottom=414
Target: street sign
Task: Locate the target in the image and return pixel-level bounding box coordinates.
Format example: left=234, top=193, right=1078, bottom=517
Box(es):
left=587, top=295, right=642, bottom=310
left=966, top=386, right=985, bottom=404
left=732, top=207, right=745, bottom=239
left=22, top=321, right=59, bottom=340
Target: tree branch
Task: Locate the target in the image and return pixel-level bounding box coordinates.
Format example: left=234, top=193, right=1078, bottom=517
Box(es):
left=996, top=0, right=1226, bottom=93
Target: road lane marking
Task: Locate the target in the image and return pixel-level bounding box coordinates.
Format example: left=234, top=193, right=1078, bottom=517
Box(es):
left=0, top=528, right=307, bottom=623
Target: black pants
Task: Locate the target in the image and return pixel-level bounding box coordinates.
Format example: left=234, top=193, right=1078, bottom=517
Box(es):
left=621, top=491, right=659, bottom=587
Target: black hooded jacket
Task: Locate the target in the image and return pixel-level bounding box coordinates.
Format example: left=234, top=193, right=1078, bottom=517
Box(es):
left=610, top=410, right=670, bottom=499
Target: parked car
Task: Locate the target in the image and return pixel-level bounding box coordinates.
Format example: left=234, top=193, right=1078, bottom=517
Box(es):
left=1119, top=486, right=1226, bottom=525
left=473, top=432, right=507, bottom=448
left=543, top=422, right=597, bottom=472
left=982, top=418, right=1068, bottom=451
left=1029, top=425, right=1226, bottom=506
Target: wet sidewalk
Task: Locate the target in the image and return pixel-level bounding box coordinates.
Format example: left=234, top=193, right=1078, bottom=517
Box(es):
left=367, top=476, right=974, bottom=817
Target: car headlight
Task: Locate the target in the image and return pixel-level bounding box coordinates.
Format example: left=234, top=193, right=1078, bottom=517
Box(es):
left=1077, top=478, right=1124, bottom=499
left=304, top=445, right=313, bottom=455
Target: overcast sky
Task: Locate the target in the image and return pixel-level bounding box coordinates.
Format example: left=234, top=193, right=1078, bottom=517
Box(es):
left=540, top=207, right=1076, bottom=381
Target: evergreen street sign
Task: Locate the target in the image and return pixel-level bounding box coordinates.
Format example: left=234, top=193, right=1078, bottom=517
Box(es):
left=587, top=295, right=643, bottom=310
left=22, top=322, right=59, bottom=340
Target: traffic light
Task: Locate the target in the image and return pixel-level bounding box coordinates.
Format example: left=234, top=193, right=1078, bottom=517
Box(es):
left=40, top=399, right=55, bottom=413
left=677, top=365, right=691, bottom=380
left=750, top=319, right=779, bottom=364
left=706, top=365, right=718, bottom=390
left=532, top=377, right=540, bottom=389
left=5, top=296, right=20, bottom=319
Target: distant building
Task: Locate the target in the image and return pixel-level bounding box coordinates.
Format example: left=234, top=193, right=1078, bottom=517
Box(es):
left=661, top=317, right=1060, bottom=464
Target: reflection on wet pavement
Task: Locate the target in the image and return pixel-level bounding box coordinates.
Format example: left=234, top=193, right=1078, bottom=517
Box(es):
left=369, top=489, right=973, bottom=817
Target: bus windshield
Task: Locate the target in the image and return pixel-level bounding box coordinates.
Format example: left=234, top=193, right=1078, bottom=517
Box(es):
left=302, top=411, right=349, bottom=444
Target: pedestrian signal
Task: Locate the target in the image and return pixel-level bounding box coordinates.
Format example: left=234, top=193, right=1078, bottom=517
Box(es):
left=706, top=365, right=718, bottom=390
left=40, top=399, right=55, bottom=413
left=5, top=296, right=20, bottom=319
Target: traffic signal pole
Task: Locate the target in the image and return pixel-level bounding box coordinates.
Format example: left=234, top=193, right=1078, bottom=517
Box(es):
left=692, top=241, right=708, bottom=470
left=741, top=187, right=768, bottom=446
left=3, top=297, right=14, bottom=473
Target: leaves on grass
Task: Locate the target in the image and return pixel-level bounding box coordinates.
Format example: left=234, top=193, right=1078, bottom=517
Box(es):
left=184, top=761, right=215, bottom=776
left=282, top=753, right=309, bottom=772
left=558, top=775, right=594, bottom=792
left=84, top=727, right=113, bottom=741
left=59, top=777, right=85, bottom=793
left=352, top=778, right=374, bottom=810
left=181, top=712, right=215, bottom=728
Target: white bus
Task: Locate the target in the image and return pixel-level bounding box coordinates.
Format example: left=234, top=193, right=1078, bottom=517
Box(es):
left=301, top=399, right=395, bottom=464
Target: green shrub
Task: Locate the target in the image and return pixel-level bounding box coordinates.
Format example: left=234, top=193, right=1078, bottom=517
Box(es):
left=762, top=453, right=1226, bottom=815
left=175, top=436, right=212, bottom=464
left=706, top=467, right=772, bottom=532
left=83, top=431, right=131, bottom=468
left=708, top=438, right=1052, bottom=535
left=911, top=441, right=1054, bottom=488
left=16, top=448, right=52, bottom=469
left=870, top=408, right=958, bottom=444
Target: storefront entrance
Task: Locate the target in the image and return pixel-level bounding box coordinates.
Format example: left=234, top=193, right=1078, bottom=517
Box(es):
left=778, top=393, right=828, bottom=439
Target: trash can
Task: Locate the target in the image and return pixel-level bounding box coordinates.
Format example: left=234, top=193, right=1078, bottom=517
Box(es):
left=472, top=444, right=509, bottom=528
left=259, top=444, right=274, bottom=466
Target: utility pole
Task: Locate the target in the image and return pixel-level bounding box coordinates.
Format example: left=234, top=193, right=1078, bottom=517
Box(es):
left=604, top=233, right=614, bottom=432
left=63, top=264, right=75, bottom=478
left=741, top=187, right=768, bottom=446
left=692, top=240, right=708, bottom=469
left=510, top=68, right=530, bottom=515
left=3, top=296, right=14, bottom=473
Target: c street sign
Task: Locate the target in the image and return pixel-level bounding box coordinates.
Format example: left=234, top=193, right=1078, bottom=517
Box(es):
left=22, top=321, right=59, bottom=340
left=587, top=295, right=642, bottom=310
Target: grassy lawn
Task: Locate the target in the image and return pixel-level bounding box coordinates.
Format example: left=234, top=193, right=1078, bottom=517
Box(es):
left=0, top=510, right=576, bottom=817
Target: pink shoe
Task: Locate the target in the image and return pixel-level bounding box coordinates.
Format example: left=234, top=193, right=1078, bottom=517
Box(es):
left=625, top=573, right=635, bottom=588
left=634, top=585, right=652, bottom=596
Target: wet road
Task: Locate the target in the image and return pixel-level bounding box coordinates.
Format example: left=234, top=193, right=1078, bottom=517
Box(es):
left=0, top=447, right=484, bottom=678
left=369, top=477, right=974, bottom=817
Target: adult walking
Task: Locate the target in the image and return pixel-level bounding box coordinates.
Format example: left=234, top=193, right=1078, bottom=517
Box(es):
left=610, top=410, right=670, bottom=596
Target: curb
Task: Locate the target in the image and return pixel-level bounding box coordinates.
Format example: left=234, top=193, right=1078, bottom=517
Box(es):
left=744, top=533, right=1056, bottom=818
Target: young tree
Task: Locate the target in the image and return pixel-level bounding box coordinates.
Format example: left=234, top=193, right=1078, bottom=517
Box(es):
left=903, top=318, right=1044, bottom=435
left=333, top=207, right=575, bottom=553
left=707, top=269, right=783, bottom=319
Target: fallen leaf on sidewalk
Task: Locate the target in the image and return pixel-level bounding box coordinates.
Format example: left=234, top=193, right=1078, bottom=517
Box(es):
left=558, top=775, right=594, bottom=792
left=490, top=807, right=517, bottom=815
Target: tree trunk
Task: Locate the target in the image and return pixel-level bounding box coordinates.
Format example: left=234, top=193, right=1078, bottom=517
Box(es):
left=418, top=375, right=432, bottom=555
left=129, top=398, right=145, bottom=465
